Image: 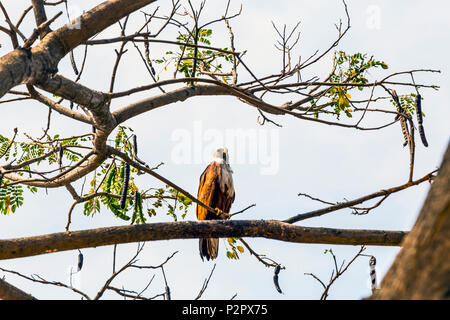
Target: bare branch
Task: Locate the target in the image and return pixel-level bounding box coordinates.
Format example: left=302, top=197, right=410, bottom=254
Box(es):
left=306, top=246, right=366, bottom=300
left=0, top=267, right=90, bottom=300
left=195, top=264, right=216, bottom=300
left=286, top=169, right=437, bottom=224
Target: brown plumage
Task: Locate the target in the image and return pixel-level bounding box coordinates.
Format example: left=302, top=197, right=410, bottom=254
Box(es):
left=196, top=148, right=235, bottom=261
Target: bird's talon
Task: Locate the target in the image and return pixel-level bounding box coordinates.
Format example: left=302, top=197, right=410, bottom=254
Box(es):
left=214, top=208, right=231, bottom=219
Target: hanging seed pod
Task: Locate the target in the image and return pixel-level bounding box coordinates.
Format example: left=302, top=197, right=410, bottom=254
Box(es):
left=392, top=90, right=410, bottom=147
left=415, top=94, right=428, bottom=147
left=415, top=94, right=423, bottom=124
left=133, top=191, right=139, bottom=213
left=133, top=135, right=138, bottom=156
left=392, top=90, right=403, bottom=112
left=400, top=115, right=410, bottom=147
left=369, top=256, right=377, bottom=292
left=77, top=251, right=84, bottom=272
left=274, top=264, right=281, bottom=275
left=58, top=144, right=63, bottom=167
left=273, top=265, right=283, bottom=294
left=105, top=166, right=116, bottom=193
left=120, top=163, right=130, bottom=210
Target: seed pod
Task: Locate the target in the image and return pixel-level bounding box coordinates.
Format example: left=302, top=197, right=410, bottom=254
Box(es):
left=400, top=116, right=410, bottom=147
left=58, top=144, right=63, bottom=167
left=369, top=256, right=377, bottom=292
left=131, top=210, right=137, bottom=225
left=133, top=135, right=138, bottom=156
left=392, top=90, right=403, bottom=113
left=273, top=265, right=283, bottom=294
left=273, top=274, right=282, bottom=294
left=77, top=251, right=84, bottom=271
left=415, top=94, right=428, bottom=147
left=392, top=90, right=402, bottom=122
left=274, top=264, right=281, bottom=275
left=105, top=166, right=116, bottom=193
left=119, top=161, right=125, bottom=180
left=120, top=163, right=130, bottom=210
left=134, top=191, right=139, bottom=213
left=392, top=90, right=410, bottom=147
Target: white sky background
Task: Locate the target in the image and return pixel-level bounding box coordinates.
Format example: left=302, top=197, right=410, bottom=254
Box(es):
left=0, top=0, right=449, bottom=300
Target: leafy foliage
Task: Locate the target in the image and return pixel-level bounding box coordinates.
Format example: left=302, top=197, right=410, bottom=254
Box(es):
left=80, top=127, right=193, bottom=223
left=153, top=28, right=235, bottom=83
left=327, top=51, right=389, bottom=119
left=166, top=187, right=192, bottom=221
left=0, top=126, right=193, bottom=220
left=0, top=181, right=23, bottom=215
left=226, top=237, right=245, bottom=260
left=0, top=132, right=93, bottom=214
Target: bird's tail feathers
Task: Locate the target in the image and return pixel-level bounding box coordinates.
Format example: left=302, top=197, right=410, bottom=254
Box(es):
left=199, top=238, right=219, bottom=261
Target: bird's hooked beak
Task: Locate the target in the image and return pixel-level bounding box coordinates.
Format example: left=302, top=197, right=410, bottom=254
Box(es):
left=221, top=148, right=228, bottom=163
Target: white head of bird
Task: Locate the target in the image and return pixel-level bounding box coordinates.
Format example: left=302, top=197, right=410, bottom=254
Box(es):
left=212, top=147, right=233, bottom=172
left=212, top=147, right=229, bottom=164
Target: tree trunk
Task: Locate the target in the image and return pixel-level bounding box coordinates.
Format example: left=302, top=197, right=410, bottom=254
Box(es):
left=0, top=278, right=36, bottom=300
left=371, top=142, right=450, bottom=299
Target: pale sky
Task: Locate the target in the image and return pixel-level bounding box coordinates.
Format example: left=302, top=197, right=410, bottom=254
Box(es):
left=0, top=0, right=449, bottom=300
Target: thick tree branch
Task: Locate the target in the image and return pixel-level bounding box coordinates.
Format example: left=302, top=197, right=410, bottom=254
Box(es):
left=27, top=85, right=93, bottom=124
left=0, top=220, right=406, bottom=260
left=0, top=277, right=37, bottom=300
left=37, top=75, right=108, bottom=112
left=1, top=150, right=104, bottom=188
left=0, top=0, right=157, bottom=98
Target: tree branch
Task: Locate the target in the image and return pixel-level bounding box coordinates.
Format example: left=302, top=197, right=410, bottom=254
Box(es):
left=285, top=169, right=437, bottom=224
left=0, top=0, right=158, bottom=98
left=0, top=220, right=406, bottom=260
left=31, top=0, right=51, bottom=38
left=0, top=277, right=37, bottom=300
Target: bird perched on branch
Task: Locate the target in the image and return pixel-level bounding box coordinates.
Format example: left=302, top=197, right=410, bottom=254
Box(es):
left=196, top=148, right=235, bottom=261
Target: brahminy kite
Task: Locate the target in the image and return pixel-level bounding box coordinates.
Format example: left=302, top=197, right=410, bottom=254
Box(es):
left=196, top=147, right=235, bottom=261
